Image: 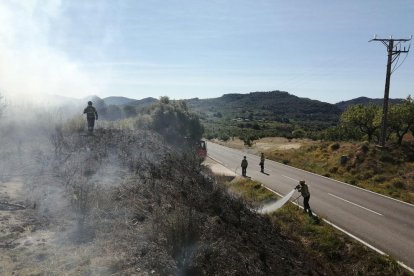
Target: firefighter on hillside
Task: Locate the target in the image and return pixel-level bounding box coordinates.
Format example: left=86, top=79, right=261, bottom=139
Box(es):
left=83, top=101, right=98, bottom=133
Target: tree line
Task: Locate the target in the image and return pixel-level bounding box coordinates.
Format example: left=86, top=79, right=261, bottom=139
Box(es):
left=322, top=96, right=414, bottom=145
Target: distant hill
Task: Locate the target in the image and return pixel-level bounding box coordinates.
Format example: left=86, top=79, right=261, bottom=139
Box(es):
left=84, top=96, right=158, bottom=120
left=103, top=96, right=136, bottom=106
left=335, top=97, right=403, bottom=111
left=186, top=91, right=342, bottom=127
left=46, top=93, right=407, bottom=129
left=128, top=97, right=158, bottom=107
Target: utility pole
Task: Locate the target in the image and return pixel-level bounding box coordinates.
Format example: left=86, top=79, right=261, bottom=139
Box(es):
left=369, top=35, right=411, bottom=147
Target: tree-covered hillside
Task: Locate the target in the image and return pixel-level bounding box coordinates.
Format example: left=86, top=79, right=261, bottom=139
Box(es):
left=187, top=91, right=341, bottom=127
left=335, top=97, right=403, bottom=111
left=184, top=91, right=343, bottom=142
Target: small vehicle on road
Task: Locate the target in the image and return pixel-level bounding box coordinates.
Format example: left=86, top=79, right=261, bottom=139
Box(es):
left=197, top=140, right=207, bottom=159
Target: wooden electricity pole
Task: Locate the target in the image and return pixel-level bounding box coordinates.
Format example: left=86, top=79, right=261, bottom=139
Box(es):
left=369, top=36, right=411, bottom=147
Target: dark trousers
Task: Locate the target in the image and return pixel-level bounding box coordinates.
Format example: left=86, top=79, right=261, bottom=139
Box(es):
left=303, top=195, right=313, bottom=216
left=260, top=162, right=264, bottom=172
left=87, top=118, right=95, bottom=131
left=242, top=167, right=247, bottom=176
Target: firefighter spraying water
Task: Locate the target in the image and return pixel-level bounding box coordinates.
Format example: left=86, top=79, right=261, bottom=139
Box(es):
left=295, top=180, right=313, bottom=217
left=259, top=180, right=314, bottom=216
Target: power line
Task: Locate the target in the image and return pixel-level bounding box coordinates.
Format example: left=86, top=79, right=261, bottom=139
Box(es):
left=369, top=35, right=412, bottom=148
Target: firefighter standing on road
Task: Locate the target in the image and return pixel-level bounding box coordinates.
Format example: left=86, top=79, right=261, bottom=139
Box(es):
left=296, top=180, right=313, bottom=217
left=260, top=152, right=265, bottom=173
left=83, top=101, right=98, bottom=133
left=241, top=156, right=248, bottom=177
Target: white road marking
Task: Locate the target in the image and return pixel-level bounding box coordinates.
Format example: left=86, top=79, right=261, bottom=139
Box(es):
left=262, top=186, right=283, bottom=197
left=262, top=187, right=413, bottom=272
left=282, top=175, right=298, bottom=182
left=208, top=145, right=414, bottom=272
left=266, top=149, right=414, bottom=208
left=329, top=193, right=383, bottom=216
left=211, top=142, right=414, bottom=208
left=322, top=219, right=413, bottom=273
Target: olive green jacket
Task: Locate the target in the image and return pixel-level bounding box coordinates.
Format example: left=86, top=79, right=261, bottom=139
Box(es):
left=84, top=106, right=98, bottom=119
left=299, top=184, right=310, bottom=197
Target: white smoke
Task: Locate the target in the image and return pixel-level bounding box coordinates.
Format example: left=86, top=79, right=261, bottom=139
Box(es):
left=0, top=0, right=98, bottom=104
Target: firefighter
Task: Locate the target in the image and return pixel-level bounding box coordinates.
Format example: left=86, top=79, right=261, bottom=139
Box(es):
left=241, top=156, right=248, bottom=177
left=83, top=101, right=98, bottom=133
left=296, top=180, right=313, bottom=217
left=260, top=152, right=265, bottom=173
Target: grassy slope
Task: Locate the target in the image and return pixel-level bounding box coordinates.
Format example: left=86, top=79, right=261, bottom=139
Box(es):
left=226, top=178, right=409, bottom=275
left=267, top=141, right=414, bottom=204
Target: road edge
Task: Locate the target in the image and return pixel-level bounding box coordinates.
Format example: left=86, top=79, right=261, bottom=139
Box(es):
left=208, top=142, right=414, bottom=208
left=261, top=183, right=414, bottom=273
left=208, top=149, right=414, bottom=272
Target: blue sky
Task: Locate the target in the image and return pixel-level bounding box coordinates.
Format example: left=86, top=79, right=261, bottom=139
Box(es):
left=0, top=0, right=413, bottom=103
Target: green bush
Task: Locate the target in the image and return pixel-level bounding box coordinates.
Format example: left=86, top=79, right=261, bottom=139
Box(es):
left=372, top=175, right=386, bottom=183
left=206, top=133, right=215, bottom=140
left=219, top=134, right=230, bottom=141
left=329, top=167, right=338, bottom=173
left=390, top=178, right=405, bottom=189
left=378, top=151, right=397, bottom=164
left=347, top=179, right=358, bottom=185
left=149, top=97, right=204, bottom=144
left=359, top=142, right=370, bottom=153
left=292, top=128, right=306, bottom=138
left=359, top=171, right=373, bottom=180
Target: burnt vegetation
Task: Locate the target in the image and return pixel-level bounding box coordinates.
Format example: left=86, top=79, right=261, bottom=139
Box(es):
left=0, top=96, right=408, bottom=275
left=40, top=98, right=321, bottom=275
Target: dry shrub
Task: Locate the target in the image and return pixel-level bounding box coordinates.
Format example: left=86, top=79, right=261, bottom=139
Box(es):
left=391, top=178, right=406, bottom=189
left=330, top=142, right=340, bottom=151
left=329, top=166, right=338, bottom=173
left=372, top=175, right=386, bottom=183
left=359, top=141, right=370, bottom=153
left=62, top=115, right=85, bottom=133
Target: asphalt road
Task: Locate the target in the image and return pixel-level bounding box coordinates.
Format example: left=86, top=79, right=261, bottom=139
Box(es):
left=207, top=141, right=414, bottom=270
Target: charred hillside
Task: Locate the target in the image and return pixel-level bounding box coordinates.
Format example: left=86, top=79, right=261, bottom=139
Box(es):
left=0, top=99, right=326, bottom=275
left=47, top=126, right=325, bottom=275
left=1, top=99, right=406, bottom=275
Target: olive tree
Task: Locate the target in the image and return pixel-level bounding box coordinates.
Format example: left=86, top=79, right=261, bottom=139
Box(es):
left=149, top=97, right=204, bottom=145
left=340, top=104, right=381, bottom=142
left=388, top=96, right=414, bottom=145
